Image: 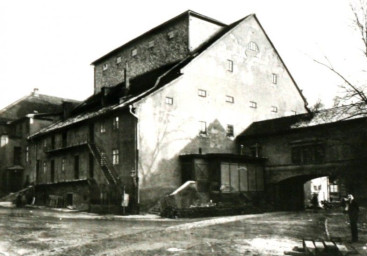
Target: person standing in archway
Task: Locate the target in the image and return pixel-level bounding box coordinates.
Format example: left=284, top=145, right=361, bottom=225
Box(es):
left=345, top=194, right=359, bottom=242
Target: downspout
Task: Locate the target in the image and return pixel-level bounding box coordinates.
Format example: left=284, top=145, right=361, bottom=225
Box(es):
left=129, top=105, right=139, bottom=213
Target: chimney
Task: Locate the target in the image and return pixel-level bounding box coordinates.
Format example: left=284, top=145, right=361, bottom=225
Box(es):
left=32, top=88, right=39, bottom=96
left=62, top=101, right=74, bottom=120
left=124, top=62, right=130, bottom=94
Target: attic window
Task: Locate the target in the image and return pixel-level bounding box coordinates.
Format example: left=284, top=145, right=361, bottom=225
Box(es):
left=116, top=57, right=122, bottom=64
left=227, top=60, right=233, bottom=72
left=272, top=73, right=278, bottom=84
left=250, top=101, right=257, bottom=109
left=271, top=106, right=278, bottom=113
left=168, top=31, right=175, bottom=39
left=102, top=63, right=108, bottom=71
left=148, top=40, right=155, bottom=48
left=226, top=95, right=234, bottom=103
left=198, top=89, right=207, bottom=97
left=199, top=121, right=207, bottom=135
left=131, top=48, right=138, bottom=57
left=248, top=41, right=259, bottom=52
left=165, top=97, right=173, bottom=105
left=226, top=125, right=234, bottom=137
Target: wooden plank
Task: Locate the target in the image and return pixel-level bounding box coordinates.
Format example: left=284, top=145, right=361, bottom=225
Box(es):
left=335, top=243, right=350, bottom=256
left=314, top=241, right=325, bottom=251
left=303, top=240, right=316, bottom=255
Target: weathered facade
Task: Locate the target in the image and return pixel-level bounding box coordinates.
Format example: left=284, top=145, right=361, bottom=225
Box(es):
left=27, top=10, right=309, bottom=212
left=237, top=107, right=367, bottom=210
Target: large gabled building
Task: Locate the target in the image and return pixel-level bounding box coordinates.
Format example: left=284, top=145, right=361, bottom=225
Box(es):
left=27, top=10, right=309, bottom=213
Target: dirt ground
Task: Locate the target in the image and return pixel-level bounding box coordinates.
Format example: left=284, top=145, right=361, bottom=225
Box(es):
left=0, top=206, right=366, bottom=256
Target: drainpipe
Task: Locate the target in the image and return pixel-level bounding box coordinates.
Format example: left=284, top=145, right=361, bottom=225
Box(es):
left=129, top=105, right=139, bottom=213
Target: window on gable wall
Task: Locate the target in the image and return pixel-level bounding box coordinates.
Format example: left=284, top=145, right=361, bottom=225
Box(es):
left=226, top=125, right=234, bottom=137
left=272, top=73, right=278, bottom=84
left=271, top=106, right=278, bottom=113
left=116, top=56, right=122, bottom=65
left=227, top=60, right=233, bottom=72
left=165, top=97, right=173, bottom=105
left=250, top=101, right=257, bottom=109
left=226, top=95, right=234, bottom=103
left=113, top=116, right=119, bottom=130
left=112, top=149, right=119, bottom=165
left=102, top=63, right=108, bottom=71
left=248, top=41, right=258, bottom=52
left=199, top=121, right=207, bottom=135
left=198, top=89, right=207, bottom=97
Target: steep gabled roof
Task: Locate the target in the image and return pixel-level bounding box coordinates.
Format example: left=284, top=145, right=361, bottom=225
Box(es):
left=0, top=92, right=79, bottom=121
left=30, top=12, right=309, bottom=138
left=91, top=10, right=227, bottom=65
left=238, top=104, right=367, bottom=138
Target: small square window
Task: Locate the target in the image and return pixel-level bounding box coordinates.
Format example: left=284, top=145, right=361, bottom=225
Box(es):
left=272, top=73, right=277, bottom=84
left=199, top=121, right=207, bottom=135
left=100, top=122, right=106, bottom=133
left=102, top=63, right=108, bottom=71
left=198, top=89, right=207, bottom=97
left=271, top=106, right=278, bottom=113
left=148, top=40, right=155, bottom=48
left=250, top=101, right=257, bottom=108
left=226, top=95, right=234, bottom=103
left=131, top=49, right=138, bottom=57
left=227, top=60, right=233, bottom=72
left=168, top=31, right=175, bottom=39
left=113, top=116, right=119, bottom=130
left=165, top=97, right=173, bottom=105
left=116, top=57, right=122, bottom=64
left=226, top=125, right=234, bottom=137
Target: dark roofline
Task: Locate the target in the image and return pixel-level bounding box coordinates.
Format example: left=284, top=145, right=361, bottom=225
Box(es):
left=179, top=153, right=266, bottom=163
left=252, top=15, right=310, bottom=113
left=91, top=10, right=227, bottom=65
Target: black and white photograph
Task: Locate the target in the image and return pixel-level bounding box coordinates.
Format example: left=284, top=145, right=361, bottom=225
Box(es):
left=0, top=0, right=366, bottom=255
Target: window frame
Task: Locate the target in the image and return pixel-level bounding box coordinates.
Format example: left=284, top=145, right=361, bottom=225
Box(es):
left=199, top=121, right=207, bottom=135
left=272, top=73, right=278, bottom=84
left=226, top=124, right=234, bottom=137
left=271, top=106, right=278, bottom=113
left=112, top=116, right=119, bottom=130
left=165, top=97, right=173, bottom=105
left=227, top=59, right=233, bottom=72
left=198, top=89, right=207, bottom=97
left=250, top=101, right=257, bottom=109
left=225, top=95, right=234, bottom=103
left=112, top=149, right=120, bottom=165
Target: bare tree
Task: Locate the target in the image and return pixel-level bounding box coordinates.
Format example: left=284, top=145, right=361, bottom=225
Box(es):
left=314, top=0, right=367, bottom=116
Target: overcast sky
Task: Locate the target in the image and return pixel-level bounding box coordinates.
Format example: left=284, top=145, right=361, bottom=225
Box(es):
left=0, top=0, right=363, bottom=110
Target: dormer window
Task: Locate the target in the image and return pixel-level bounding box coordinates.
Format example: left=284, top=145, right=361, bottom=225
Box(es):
left=102, top=63, right=108, bottom=71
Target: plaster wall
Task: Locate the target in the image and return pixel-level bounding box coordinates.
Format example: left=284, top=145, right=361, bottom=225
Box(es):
left=135, top=15, right=307, bottom=207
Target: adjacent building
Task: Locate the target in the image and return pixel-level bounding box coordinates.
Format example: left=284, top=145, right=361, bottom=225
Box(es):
left=27, top=10, right=309, bottom=213
left=237, top=105, right=367, bottom=210
left=0, top=89, right=79, bottom=196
